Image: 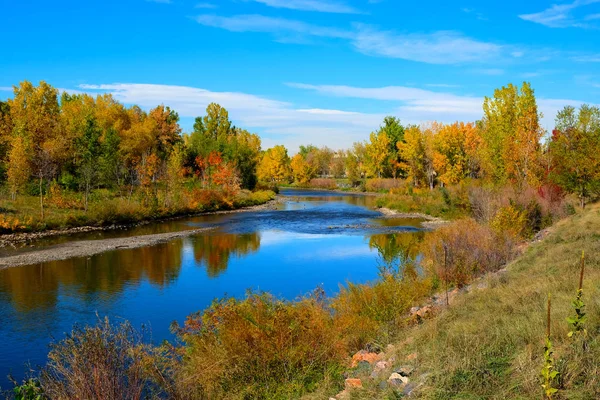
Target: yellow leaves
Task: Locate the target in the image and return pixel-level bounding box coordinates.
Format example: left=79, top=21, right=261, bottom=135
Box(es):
left=433, top=122, right=480, bottom=186
left=7, top=136, right=30, bottom=198
left=0, top=214, right=28, bottom=233
left=257, top=145, right=290, bottom=183
left=365, top=130, right=391, bottom=178
left=290, top=154, right=316, bottom=184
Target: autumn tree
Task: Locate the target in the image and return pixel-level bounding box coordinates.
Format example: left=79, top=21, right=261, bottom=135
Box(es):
left=433, top=122, right=481, bottom=186
left=379, top=116, right=405, bottom=179
left=290, top=154, right=316, bottom=184
left=481, top=82, right=543, bottom=187
left=365, top=130, right=390, bottom=178
left=550, top=104, right=600, bottom=208
left=398, top=125, right=435, bottom=188
left=7, top=136, right=30, bottom=200
left=0, top=101, right=13, bottom=183
left=345, top=142, right=367, bottom=184
left=257, top=145, right=290, bottom=183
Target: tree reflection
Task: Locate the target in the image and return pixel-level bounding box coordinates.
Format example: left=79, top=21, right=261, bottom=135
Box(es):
left=191, top=232, right=260, bottom=277
left=0, top=240, right=184, bottom=313
left=368, top=231, right=424, bottom=279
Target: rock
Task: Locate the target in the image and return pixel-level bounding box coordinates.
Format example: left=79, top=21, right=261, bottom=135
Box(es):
left=344, top=378, right=363, bottom=389
left=374, top=360, right=390, bottom=371
left=387, top=372, right=409, bottom=388
left=351, top=350, right=381, bottom=368
left=409, top=306, right=420, bottom=315
left=397, top=365, right=415, bottom=376
left=416, top=305, right=432, bottom=318
left=402, top=383, right=417, bottom=396
left=406, top=352, right=418, bottom=361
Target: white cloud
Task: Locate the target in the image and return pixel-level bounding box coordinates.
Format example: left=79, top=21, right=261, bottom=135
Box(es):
left=249, top=0, right=359, bottom=14
left=572, top=53, right=600, bottom=62
left=194, top=14, right=352, bottom=39
left=194, top=14, right=509, bottom=65
left=350, top=25, right=503, bottom=64
left=146, top=0, right=172, bottom=3
left=519, top=0, right=600, bottom=28
left=0, top=87, right=13, bottom=92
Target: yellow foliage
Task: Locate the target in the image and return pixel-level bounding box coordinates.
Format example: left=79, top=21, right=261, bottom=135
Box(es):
left=491, top=204, right=528, bottom=239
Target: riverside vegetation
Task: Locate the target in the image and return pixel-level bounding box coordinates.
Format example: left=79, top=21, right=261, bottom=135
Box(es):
left=2, top=80, right=600, bottom=399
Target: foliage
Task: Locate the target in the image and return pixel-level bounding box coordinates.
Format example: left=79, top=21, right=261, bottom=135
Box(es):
left=9, top=377, right=45, bottom=400
left=167, top=292, right=347, bottom=399
left=567, top=252, right=587, bottom=339
left=39, top=317, right=154, bottom=400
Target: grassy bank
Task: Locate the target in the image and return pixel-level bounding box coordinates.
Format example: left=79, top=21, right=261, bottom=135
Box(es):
left=0, top=188, right=276, bottom=235
left=334, top=203, right=600, bottom=399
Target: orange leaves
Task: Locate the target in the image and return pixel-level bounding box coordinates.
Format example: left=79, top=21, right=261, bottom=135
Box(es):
left=433, top=122, right=481, bottom=186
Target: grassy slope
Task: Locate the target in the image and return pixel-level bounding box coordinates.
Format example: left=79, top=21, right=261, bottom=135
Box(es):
left=336, top=204, right=600, bottom=399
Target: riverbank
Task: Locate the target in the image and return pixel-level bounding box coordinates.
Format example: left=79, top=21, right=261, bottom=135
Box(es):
left=0, top=190, right=278, bottom=248
left=316, top=204, right=599, bottom=399
left=0, top=227, right=216, bottom=269
left=376, top=206, right=448, bottom=229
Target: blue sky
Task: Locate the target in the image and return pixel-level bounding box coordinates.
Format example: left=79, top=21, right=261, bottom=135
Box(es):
left=1, top=0, right=600, bottom=151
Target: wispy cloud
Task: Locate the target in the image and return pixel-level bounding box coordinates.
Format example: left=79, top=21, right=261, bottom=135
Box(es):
left=287, top=82, right=590, bottom=130
left=146, top=0, right=172, bottom=4
left=195, top=2, right=217, bottom=8
left=519, top=0, right=600, bottom=28
left=249, top=0, right=359, bottom=14
left=572, top=53, right=600, bottom=62
left=194, top=14, right=352, bottom=40
left=0, top=86, right=13, bottom=92
left=471, top=68, right=505, bottom=75
left=351, top=25, right=503, bottom=64
left=194, top=14, right=511, bottom=65
left=461, top=7, right=488, bottom=21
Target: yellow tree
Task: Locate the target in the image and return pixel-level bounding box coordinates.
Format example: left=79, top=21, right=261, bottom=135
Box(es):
left=257, top=145, right=291, bottom=183
left=290, top=153, right=316, bottom=184
left=7, top=136, right=30, bottom=200
left=365, top=131, right=390, bottom=178
left=481, top=82, right=543, bottom=187
left=433, top=122, right=481, bottom=186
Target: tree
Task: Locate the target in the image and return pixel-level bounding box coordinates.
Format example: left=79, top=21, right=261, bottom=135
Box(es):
left=365, top=131, right=390, bottom=178
left=345, top=142, right=367, bottom=184
left=433, top=122, right=481, bottom=186
left=290, top=154, right=316, bottom=184
left=481, top=82, right=543, bottom=187
left=379, top=116, right=405, bottom=179
left=549, top=105, right=600, bottom=208
left=398, top=125, right=434, bottom=188
left=76, top=115, right=102, bottom=211
left=7, top=136, right=30, bottom=200
left=257, top=145, right=290, bottom=183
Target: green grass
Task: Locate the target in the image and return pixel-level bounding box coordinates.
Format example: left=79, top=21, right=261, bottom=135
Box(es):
left=335, top=203, right=600, bottom=399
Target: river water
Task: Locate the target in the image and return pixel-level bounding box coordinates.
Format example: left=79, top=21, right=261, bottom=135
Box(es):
left=0, top=189, right=425, bottom=389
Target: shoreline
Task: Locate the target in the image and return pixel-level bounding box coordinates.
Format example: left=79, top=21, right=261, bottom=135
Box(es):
left=0, top=228, right=215, bottom=269
left=0, top=197, right=283, bottom=249
left=376, top=207, right=449, bottom=229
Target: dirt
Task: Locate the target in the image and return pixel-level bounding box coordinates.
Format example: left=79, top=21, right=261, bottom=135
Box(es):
left=0, top=227, right=214, bottom=269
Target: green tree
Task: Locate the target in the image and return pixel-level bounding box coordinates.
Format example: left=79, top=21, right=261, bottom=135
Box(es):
left=550, top=104, right=600, bottom=208
left=77, top=115, right=102, bottom=211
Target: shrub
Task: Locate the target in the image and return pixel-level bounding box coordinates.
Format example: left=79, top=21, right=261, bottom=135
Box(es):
left=365, top=178, right=404, bottom=192
left=168, top=292, right=346, bottom=399
left=40, top=318, right=154, bottom=400
left=332, top=271, right=432, bottom=349
left=308, top=178, right=338, bottom=190
left=491, top=204, right=529, bottom=239
left=422, top=219, right=516, bottom=287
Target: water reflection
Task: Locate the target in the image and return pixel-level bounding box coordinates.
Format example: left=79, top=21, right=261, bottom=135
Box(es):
left=192, top=233, right=260, bottom=277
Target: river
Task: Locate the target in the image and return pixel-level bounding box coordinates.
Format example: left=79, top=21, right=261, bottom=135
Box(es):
left=0, top=188, right=425, bottom=389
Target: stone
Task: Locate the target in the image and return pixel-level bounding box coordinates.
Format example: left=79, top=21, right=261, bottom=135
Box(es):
left=351, top=350, right=381, bottom=368
left=344, top=378, right=363, bottom=389
left=402, top=383, right=417, bottom=396
left=397, top=365, right=415, bottom=376
left=388, top=372, right=409, bottom=385
left=374, top=360, right=390, bottom=371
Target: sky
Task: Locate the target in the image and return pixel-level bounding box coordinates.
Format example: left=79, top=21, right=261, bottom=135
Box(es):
left=1, top=0, right=600, bottom=151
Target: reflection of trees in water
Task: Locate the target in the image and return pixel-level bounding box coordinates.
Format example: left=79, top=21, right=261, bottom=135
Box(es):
left=192, top=233, right=261, bottom=278
left=368, top=231, right=424, bottom=279
left=0, top=240, right=184, bottom=313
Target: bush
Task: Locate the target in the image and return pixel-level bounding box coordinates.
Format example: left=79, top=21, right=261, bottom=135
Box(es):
left=332, top=271, right=432, bottom=349
left=40, top=318, right=154, bottom=400
left=491, top=204, right=529, bottom=239
left=167, top=292, right=346, bottom=399
left=365, top=178, right=404, bottom=192
left=422, top=219, right=516, bottom=287
left=307, top=178, right=337, bottom=190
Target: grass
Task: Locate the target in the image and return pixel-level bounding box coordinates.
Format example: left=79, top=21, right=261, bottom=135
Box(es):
left=0, top=188, right=275, bottom=234
left=338, top=203, right=600, bottom=399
